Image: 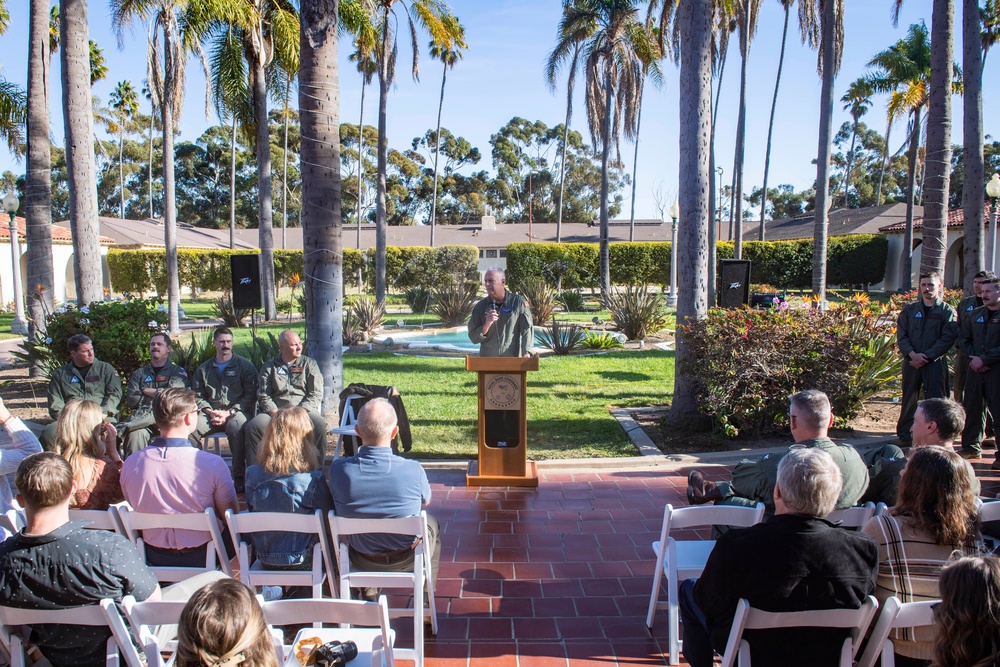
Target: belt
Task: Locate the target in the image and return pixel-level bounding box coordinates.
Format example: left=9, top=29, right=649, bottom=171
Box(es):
left=355, top=537, right=421, bottom=561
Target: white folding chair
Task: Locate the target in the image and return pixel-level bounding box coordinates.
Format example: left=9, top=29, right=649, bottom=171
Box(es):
left=645, top=502, right=766, bottom=665
left=329, top=510, right=437, bottom=667
left=0, top=602, right=132, bottom=667
left=827, top=502, right=877, bottom=529
left=117, top=506, right=234, bottom=582
left=719, top=595, right=879, bottom=667
left=979, top=499, right=1000, bottom=524
left=856, top=597, right=938, bottom=667
left=329, top=394, right=363, bottom=459
left=875, top=502, right=889, bottom=517
left=262, top=596, right=396, bottom=667
left=0, top=508, right=23, bottom=539
left=201, top=432, right=227, bottom=457
left=226, top=509, right=338, bottom=600
left=121, top=595, right=189, bottom=667
left=69, top=506, right=127, bottom=534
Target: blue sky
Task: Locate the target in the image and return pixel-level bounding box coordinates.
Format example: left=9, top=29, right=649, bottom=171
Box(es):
left=0, top=0, right=995, bottom=222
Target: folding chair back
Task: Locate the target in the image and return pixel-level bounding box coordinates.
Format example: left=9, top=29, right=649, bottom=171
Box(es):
left=262, top=596, right=395, bottom=667
left=719, top=595, right=879, bottom=667
left=856, top=597, right=937, bottom=667
left=121, top=595, right=189, bottom=667
left=117, top=506, right=233, bottom=582
left=0, top=602, right=133, bottom=667
left=980, top=499, right=1000, bottom=524
left=827, top=502, right=877, bottom=529
left=69, top=507, right=126, bottom=534
left=645, top=502, right=766, bottom=665
left=328, top=511, right=436, bottom=667
left=0, top=508, right=24, bottom=536
left=226, top=509, right=338, bottom=599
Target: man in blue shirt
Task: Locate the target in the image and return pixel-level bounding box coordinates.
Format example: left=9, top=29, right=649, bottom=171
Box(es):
left=328, top=398, right=440, bottom=584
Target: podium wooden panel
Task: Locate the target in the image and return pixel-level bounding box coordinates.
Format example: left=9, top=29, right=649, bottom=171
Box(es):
left=465, top=356, right=539, bottom=487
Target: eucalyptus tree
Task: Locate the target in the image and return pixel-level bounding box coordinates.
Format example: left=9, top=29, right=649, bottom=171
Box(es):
left=61, top=0, right=103, bottom=306
left=839, top=77, right=872, bottom=208
left=548, top=0, right=660, bottom=298
left=371, top=0, right=452, bottom=306
left=109, top=81, right=140, bottom=219
left=299, top=0, right=344, bottom=424
left=428, top=14, right=467, bottom=246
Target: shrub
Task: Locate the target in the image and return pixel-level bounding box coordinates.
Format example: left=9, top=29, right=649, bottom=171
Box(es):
left=348, top=296, right=385, bottom=342
left=680, top=300, right=901, bottom=438
left=559, top=290, right=586, bottom=312
left=537, top=319, right=585, bottom=355
left=404, top=287, right=433, bottom=313
left=887, top=286, right=964, bottom=313
left=506, top=243, right=598, bottom=290
left=249, top=331, right=283, bottom=368
left=213, top=294, right=250, bottom=327
left=172, top=330, right=217, bottom=377
left=519, top=277, right=558, bottom=324
left=581, top=331, right=624, bottom=350
left=603, top=287, right=667, bottom=341
left=364, top=245, right=479, bottom=292
left=342, top=311, right=365, bottom=346
left=432, top=282, right=479, bottom=326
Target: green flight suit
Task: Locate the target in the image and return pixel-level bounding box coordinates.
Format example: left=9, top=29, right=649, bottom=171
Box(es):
left=960, top=305, right=1000, bottom=455
left=468, top=292, right=534, bottom=357
left=896, top=298, right=957, bottom=441
left=122, top=361, right=191, bottom=454
left=191, top=354, right=258, bottom=485
left=41, top=359, right=122, bottom=450
left=955, top=295, right=983, bottom=403
left=244, top=355, right=326, bottom=469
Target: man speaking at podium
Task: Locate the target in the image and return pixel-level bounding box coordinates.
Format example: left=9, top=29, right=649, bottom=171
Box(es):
left=468, top=268, right=534, bottom=357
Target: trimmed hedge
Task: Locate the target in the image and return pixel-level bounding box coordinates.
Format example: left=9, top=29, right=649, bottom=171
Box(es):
left=361, top=245, right=479, bottom=291
left=508, top=234, right=886, bottom=290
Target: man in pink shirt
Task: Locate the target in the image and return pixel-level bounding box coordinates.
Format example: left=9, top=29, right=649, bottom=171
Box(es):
left=121, top=388, right=238, bottom=567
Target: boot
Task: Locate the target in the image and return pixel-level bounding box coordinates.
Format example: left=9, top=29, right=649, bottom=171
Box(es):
left=687, top=470, right=723, bottom=505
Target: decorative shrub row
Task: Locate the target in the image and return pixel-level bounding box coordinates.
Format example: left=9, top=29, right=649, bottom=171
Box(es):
left=716, top=235, right=888, bottom=288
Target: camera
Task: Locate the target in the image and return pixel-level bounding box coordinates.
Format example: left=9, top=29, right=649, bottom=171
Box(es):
left=314, top=640, right=359, bottom=667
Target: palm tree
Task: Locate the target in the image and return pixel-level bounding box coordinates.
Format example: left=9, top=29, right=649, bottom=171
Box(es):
left=811, top=0, right=844, bottom=301
left=371, top=0, right=451, bottom=306
left=0, top=1, right=26, bottom=154
left=61, top=0, right=103, bottom=306
left=984, top=0, right=1000, bottom=64
left=548, top=0, right=659, bottom=298
left=299, top=0, right=343, bottom=424
left=428, top=14, right=467, bottom=246
left=109, top=81, right=139, bottom=220
left=839, top=77, right=872, bottom=208
left=545, top=40, right=580, bottom=245
left=729, top=0, right=761, bottom=259
left=89, top=40, right=109, bottom=85
left=26, top=0, right=54, bottom=357
left=963, top=0, right=984, bottom=287
left=345, top=27, right=379, bottom=254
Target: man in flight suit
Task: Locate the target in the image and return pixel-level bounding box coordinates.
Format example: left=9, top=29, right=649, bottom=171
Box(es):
left=42, top=334, right=122, bottom=450
left=960, top=278, right=1000, bottom=459
left=467, top=268, right=533, bottom=357
left=895, top=272, right=957, bottom=445
left=122, top=333, right=191, bottom=454
left=955, top=270, right=995, bottom=403
left=243, top=330, right=326, bottom=468
left=191, top=327, right=258, bottom=492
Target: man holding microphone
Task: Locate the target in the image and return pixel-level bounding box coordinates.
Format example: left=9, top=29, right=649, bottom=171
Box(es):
left=468, top=268, right=534, bottom=357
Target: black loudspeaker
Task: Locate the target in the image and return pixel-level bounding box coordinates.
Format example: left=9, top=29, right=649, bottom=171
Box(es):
left=719, top=259, right=751, bottom=309
left=231, top=255, right=263, bottom=310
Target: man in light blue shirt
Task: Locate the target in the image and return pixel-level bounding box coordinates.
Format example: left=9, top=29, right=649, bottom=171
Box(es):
left=328, top=398, right=439, bottom=584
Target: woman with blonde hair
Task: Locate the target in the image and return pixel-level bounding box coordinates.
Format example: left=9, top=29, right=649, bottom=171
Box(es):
left=245, top=407, right=334, bottom=574
left=176, top=578, right=279, bottom=667
left=932, top=555, right=1000, bottom=667
left=862, top=446, right=985, bottom=666
left=53, top=398, right=123, bottom=510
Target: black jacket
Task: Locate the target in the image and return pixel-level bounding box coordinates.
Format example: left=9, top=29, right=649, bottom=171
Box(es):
left=338, top=383, right=412, bottom=454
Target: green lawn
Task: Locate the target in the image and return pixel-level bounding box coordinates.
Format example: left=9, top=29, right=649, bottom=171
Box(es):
left=0, top=313, right=25, bottom=341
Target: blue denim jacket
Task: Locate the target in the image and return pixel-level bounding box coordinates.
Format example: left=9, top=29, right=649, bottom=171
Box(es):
left=244, top=467, right=334, bottom=568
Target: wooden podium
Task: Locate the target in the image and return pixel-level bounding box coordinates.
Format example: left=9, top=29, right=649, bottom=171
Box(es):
left=465, top=356, right=539, bottom=487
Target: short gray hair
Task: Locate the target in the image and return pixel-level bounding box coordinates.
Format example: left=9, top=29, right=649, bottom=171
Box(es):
left=776, top=447, right=843, bottom=517
left=789, top=390, right=831, bottom=431
left=356, top=398, right=397, bottom=446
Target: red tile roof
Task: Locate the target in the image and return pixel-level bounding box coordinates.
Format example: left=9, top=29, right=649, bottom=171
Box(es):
left=0, top=217, right=115, bottom=243
left=878, top=207, right=992, bottom=232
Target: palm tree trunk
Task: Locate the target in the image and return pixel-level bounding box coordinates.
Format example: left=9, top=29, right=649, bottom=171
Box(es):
left=732, top=5, right=750, bottom=259
left=598, top=69, right=613, bottom=299
left=161, top=20, right=181, bottom=333
left=430, top=63, right=447, bottom=246
left=904, top=108, right=921, bottom=291
left=299, top=0, right=343, bottom=426
left=357, top=76, right=365, bottom=251
left=26, top=0, right=54, bottom=359
left=920, top=0, right=954, bottom=278
left=963, top=0, right=985, bottom=288
left=282, top=78, right=290, bottom=251
left=229, top=114, right=237, bottom=250
left=148, top=102, right=154, bottom=219
left=876, top=118, right=891, bottom=205
left=670, top=0, right=712, bottom=419
left=556, top=75, right=574, bottom=244
left=119, top=124, right=126, bottom=219
left=708, top=46, right=728, bottom=302
left=811, top=0, right=838, bottom=300
left=759, top=4, right=790, bottom=240
left=843, top=119, right=858, bottom=207
left=60, top=0, right=103, bottom=307
left=374, top=7, right=390, bottom=307
left=253, top=60, right=277, bottom=320
left=628, top=85, right=643, bottom=243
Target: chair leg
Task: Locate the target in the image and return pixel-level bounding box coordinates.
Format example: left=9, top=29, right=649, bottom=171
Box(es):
left=646, top=550, right=665, bottom=629
left=668, top=568, right=680, bottom=666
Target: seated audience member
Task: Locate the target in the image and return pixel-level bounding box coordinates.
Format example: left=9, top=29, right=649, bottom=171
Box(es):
left=328, top=397, right=440, bottom=586
left=122, top=333, right=192, bottom=455
left=42, top=334, right=121, bottom=450
left=53, top=398, right=124, bottom=510
left=0, top=452, right=161, bottom=667
left=0, top=395, right=41, bottom=520
left=931, top=556, right=1000, bottom=667
left=245, top=407, right=334, bottom=573
left=862, top=446, right=984, bottom=667
left=687, top=390, right=870, bottom=515
left=176, top=578, right=279, bottom=667
left=678, top=447, right=878, bottom=667
left=121, top=388, right=238, bottom=567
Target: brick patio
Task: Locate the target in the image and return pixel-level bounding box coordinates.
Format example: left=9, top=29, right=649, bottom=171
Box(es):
left=394, top=456, right=1000, bottom=667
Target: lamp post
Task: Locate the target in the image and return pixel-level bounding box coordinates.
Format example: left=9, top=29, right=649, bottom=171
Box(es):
left=1, top=191, right=27, bottom=335
left=667, top=201, right=680, bottom=308
left=988, top=173, right=1000, bottom=273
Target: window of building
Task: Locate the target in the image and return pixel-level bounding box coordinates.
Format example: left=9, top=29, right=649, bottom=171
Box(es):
left=485, top=249, right=498, bottom=258
left=499, top=249, right=507, bottom=258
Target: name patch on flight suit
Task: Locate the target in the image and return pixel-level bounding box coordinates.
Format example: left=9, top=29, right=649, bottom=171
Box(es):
left=224, top=369, right=237, bottom=378
left=155, top=375, right=168, bottom=382
left=86, top=375, right=100, bottom=382
left=290, top=367, right=304, bottom=373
